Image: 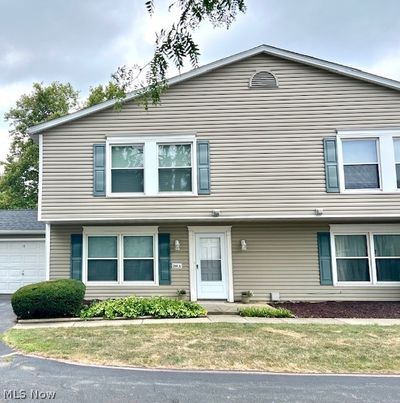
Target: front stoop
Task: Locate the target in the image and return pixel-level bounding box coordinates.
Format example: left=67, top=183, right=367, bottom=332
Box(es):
left=199, top=301, right=272, bottom=314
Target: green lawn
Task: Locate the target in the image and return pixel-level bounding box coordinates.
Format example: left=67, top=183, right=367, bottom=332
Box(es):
left=4, top=323, right=400, bottom=373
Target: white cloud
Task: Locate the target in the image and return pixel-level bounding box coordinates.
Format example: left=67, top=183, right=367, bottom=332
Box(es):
left=0, top=81, right=32, bottom=110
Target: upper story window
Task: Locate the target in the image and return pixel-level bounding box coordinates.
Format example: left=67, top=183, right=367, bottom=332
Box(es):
left=111, top=145, right=144, bottom=193
left=342, top=139, right=380, bottom=189
left=337, top=130, right=400, bottom=193
left=394, top=139, right=400, bottom=188
left=106, top=135, right=197, bottom=197
left=158, top=144, right=192, bottom=192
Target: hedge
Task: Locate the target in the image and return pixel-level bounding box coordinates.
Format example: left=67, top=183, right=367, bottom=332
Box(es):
left=238, top=306, right=294, bottom=318
left=11, top=279, right=86, bottom=319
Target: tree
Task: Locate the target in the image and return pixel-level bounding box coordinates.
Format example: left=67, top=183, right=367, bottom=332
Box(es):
left=0, top=1, right=246, bottom=208
left=112, top=0, right=246, bottom=107
left=0, top=82, right=79, bottom=209
left=85, top=81, right=123, bottom=108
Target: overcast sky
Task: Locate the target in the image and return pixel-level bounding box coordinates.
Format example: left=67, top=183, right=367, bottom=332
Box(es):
left=1, top=0, right=400, bottom=162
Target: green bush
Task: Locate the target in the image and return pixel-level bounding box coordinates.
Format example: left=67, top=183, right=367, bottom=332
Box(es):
left=238, top=306, right=294, bottom=318
left=80, top=296, right=207, bottom=319
left=12, top=279, right=86, bottom=319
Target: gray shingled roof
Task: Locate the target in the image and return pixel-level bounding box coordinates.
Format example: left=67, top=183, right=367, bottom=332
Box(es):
left=0, top=210, right=45, bottom=232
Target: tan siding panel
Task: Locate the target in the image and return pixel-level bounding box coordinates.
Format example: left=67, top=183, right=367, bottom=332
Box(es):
left=50, top=222, right=400, bottom=301
left=41, top=54, right=400, bottom=221
left=231, top=223, right=400, bottom=302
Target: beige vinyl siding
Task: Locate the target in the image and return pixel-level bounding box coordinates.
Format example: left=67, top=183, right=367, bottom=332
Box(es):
left=232, top=223, right=400, bottom=301
left=41, top=54, right=400, bottom=221
left=50, top=224, right=189, bottom=299
left=50, top=222, right=400, bottom=301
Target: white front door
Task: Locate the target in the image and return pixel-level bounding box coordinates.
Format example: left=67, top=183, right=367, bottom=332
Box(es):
left=195, top=233, right=228, bottom=299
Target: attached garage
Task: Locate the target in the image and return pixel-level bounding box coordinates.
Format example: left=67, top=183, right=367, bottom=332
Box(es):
left=0, top=240, right=46, bottom=293
left=0, top=210, right=46, bottom=294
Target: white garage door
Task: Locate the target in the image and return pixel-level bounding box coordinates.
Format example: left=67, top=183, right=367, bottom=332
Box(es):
left=0, top=240, right=46, bottom=294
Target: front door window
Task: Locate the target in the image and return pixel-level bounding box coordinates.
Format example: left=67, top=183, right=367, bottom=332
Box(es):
left=200, top=237, right=222, bottom=281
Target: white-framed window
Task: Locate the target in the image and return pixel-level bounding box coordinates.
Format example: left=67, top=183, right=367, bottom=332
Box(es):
left=158, top=144, right=192, bottom=192
left=337, top=129, right=400, bottom=193
left=342, top=139, right=380, bottom=190
left=83, top=226, right=158, bottom=285
left=330, top=224, right=400, bottom=286
left=106, top=135, right=197, bottom=197
left=111, top=145, right=144, bottom=193
left=394, top=138, right=400, bottom=188
left=87, top=235, right=118, bottom=282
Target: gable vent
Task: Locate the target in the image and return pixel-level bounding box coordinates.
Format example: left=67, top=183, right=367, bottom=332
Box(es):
left=249, top=71, right=278, bottom=89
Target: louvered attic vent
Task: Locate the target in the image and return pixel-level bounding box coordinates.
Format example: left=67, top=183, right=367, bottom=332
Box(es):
left=249, top=71, right=278, bottom=89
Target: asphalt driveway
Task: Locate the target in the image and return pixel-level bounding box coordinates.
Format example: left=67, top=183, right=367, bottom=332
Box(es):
left=1, top=355, right=400, bottom=403
left=1, top=297, right=400, bottom=402
left=0, top=295, right=15, bottom=355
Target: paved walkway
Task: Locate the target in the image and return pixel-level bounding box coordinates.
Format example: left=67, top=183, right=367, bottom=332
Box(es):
left=14, top=315, right=400, bottom=329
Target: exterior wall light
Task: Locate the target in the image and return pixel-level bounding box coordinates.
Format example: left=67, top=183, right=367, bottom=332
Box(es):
left=211, top=209, right=220, bottom=217
left=315, top=208, right=324, bottom=216
left=174, top=240, right=181, bottom=251
left=240, top=240, right=247, bottom=251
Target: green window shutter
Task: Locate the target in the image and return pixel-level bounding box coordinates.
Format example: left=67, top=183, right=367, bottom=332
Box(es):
left=158, top=233, right=171, bottom=285
left=197, top=140, right=210, bottom=195
left=93, top=144, right=106, bottom=196
left=70, top=234, right=83, bottom=280
left=317, top=232, right=333, bottom=285
left=323, top=138, right=340, bottom=193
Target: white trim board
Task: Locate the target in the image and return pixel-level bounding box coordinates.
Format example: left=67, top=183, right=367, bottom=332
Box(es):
left=0, top=230, right=45, bottom=234
left=45, top=223, right=50, bottom=281
left=330, top=224, right=400, bottom=233
left=0, top=238, right=45, bottom=242
left=38, top=134, right=43, bottom=220
left=40, top=213, right=400, bottom=223
left=28, top=44, right=400, bottom=136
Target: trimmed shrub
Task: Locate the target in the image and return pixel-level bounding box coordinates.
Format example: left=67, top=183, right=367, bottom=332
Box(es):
left=238, top=306, right=294, bottom=318
left=12, top=279, right=86, bottom=319
left=80, top=296, right=207, bottom=319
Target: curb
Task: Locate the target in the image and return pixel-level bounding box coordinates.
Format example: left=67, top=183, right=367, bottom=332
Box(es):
left=9, top=351, right=400, bottom=378
left=13, top=316, right=400, bottom=329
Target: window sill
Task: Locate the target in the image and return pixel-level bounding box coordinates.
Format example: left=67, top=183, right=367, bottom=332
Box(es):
left=85, top=282, right=160, bottom=287
left=339, top=189, right=400, bottom=195
left=334, top=282, right=400, bottom=287
left=106, top=192, right=198, bottom=198
left=340, top=189, right=382, bottom=194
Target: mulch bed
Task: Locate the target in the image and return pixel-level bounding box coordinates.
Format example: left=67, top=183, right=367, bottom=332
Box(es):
left=271, top=301, right=400, bottom=318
